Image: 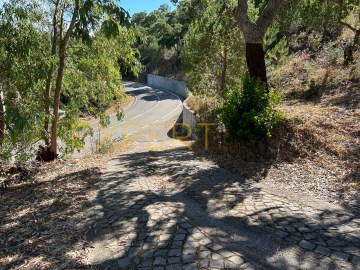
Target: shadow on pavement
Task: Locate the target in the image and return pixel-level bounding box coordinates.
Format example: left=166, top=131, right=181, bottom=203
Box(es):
left=83, top=146, right=358, bottom=269
left=2, top=147, right=358, bottom=269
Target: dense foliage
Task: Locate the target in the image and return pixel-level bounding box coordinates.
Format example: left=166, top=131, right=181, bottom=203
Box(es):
left=182, top=0, right=245, bottom=97
left=0, top=0, right=139, bottom=161
left=0, top=1, right=50, bottom=160
left=132, top=4, right=186, bottom=66
left=219, top=76, right=284, bottom=141
left=131, top=0, right=209, bottom=79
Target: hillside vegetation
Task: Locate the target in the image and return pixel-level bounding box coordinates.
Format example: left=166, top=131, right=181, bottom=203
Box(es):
left=202, top=31, right=360, bottom=207
left=0, top=1, right=359, bottom=208
left=205, top=7, right=359, bottom=207
left=129, top=0, right=360, bottom=207
left=268, top=29, right=360, bottom=207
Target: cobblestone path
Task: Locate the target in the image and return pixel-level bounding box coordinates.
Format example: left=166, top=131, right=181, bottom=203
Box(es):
left=85, top=144, right=359, bottom=269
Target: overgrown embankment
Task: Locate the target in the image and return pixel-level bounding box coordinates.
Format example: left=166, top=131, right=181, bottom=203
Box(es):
left=189, top=32, right=360, bottom=208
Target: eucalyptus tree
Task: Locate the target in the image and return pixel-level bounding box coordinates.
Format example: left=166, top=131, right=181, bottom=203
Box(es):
left=40, top=0, right=132, bottom=161
left=0, top=0, right=138, bottom=161
left=58, top=31, right=140, bottom=154
left=0, top=0, right=49, bottom=160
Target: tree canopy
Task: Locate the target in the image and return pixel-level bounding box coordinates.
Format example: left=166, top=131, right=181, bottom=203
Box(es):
left=0, top=0, right=139, bottom=161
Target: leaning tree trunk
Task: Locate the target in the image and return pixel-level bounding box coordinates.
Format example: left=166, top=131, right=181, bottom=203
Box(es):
left=245, top=43, right=268, bottom=86
left=343, top=30, right=360, bottom=66
left=338, top=1, right=360, bottom=66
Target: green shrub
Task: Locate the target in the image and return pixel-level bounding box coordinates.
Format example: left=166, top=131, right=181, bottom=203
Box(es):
left=218, top=76, right=284, bottom=141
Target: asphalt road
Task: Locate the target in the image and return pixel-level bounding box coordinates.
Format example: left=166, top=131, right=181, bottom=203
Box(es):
left=80, top=81, right=184, bottom=154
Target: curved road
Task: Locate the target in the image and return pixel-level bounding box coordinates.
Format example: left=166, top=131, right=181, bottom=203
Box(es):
left=81, top=81, right=184, bottom=154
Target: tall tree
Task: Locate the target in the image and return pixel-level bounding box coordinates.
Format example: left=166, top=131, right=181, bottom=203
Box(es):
left=43, top=0, right=60, bottom=147
left=235, top=0, right=290, bottom=85
left=41, top=0, right=131, bottom=161
left=47, top=0, right=80, bottom=160
left=182, top=0, right=245, bottom=96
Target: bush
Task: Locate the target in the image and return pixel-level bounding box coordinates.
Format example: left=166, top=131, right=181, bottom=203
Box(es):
left=218, top=76, right=284, bottom=141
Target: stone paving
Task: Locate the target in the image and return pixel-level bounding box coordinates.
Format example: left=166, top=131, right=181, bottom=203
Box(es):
left=86, top=153, right=255, bottom=269
left=85, top=143, right=359, bottom=269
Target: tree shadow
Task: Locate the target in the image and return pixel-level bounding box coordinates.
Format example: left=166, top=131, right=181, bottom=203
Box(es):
left=124, top=81, right=184, bottom=102
left=83, top=147, right=359, bottom=269
left=2, top=146, right=358, bottom=269
left=0, top=167, right=102, bottom=269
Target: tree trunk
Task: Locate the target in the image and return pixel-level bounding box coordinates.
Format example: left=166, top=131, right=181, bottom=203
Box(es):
left=44, top=70, right=53, bottom=147
left=45, top=0, right=79, bottom=161
left=43, top=2, right=59, bottom=147
left=220, top=47, right=228, bottom=93
left=344, top=30, right=360, bottom=66
left=344, top=44, right=354, bottom=65
left=236, top=0, right=287, bottom=87
left=48, top=46, right=66, bottom=160
left=0, top=90, right=4, bottom=148
left=245, top=42, right=268, bottom=86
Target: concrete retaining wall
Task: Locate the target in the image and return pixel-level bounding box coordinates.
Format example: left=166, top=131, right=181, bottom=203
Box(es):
left=183, top=102, right=198, bottom=138
left=147, top=74, right=197, bottom=138
left=147, top=74, right=188, bottom=99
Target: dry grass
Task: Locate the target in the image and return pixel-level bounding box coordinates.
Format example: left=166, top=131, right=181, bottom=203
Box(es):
left=280, top=104, right=360, bottom=159
left=274, top=103, right=359, bottom=205
left=185, top=94, right=222, bottom=121
left=266, top=39, right=360, bottom=207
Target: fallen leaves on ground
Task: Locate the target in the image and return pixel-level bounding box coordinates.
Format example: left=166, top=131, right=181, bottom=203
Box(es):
left=0, top=155, right=105, bottom=269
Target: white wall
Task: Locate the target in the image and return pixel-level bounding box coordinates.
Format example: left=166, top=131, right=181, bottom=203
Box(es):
left=147, top=74, right=188, bottom=99
left=147, top=74, right=198, bottom=138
